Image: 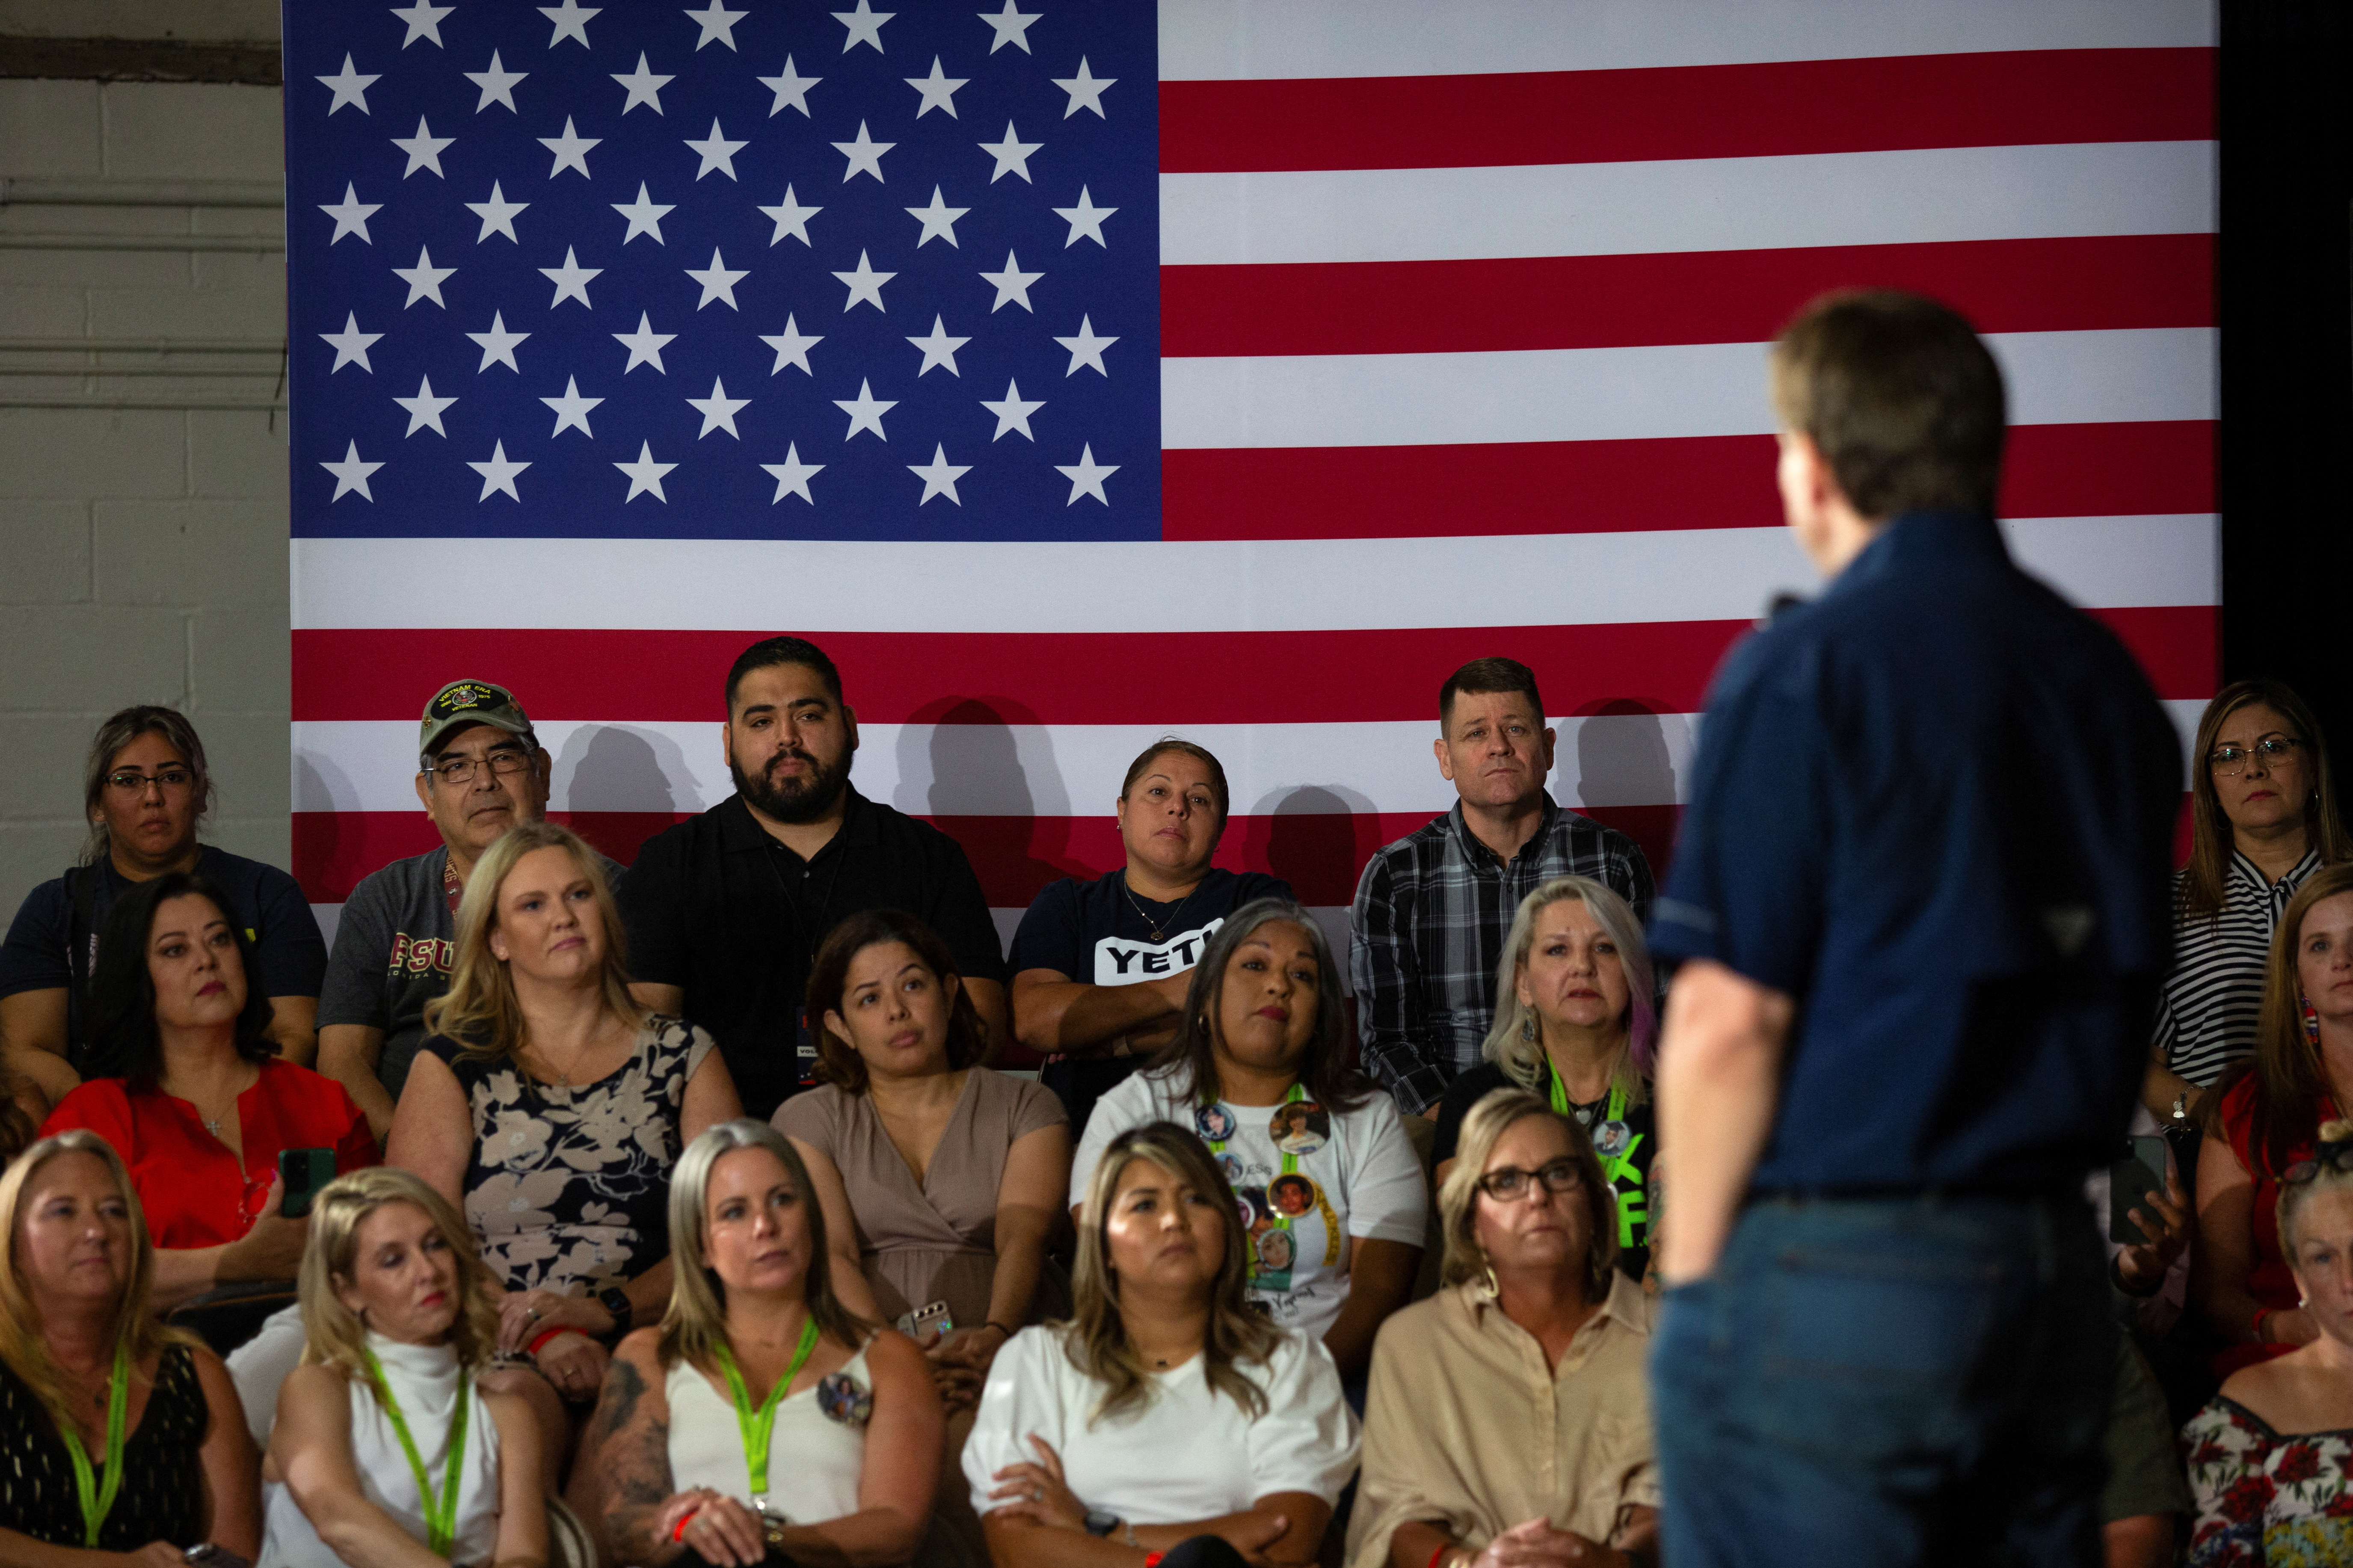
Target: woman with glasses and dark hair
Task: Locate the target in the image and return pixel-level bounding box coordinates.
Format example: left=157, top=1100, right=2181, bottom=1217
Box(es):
left=2195, top=862, right=2353, bottom=1374
left=1349, top=1089, right=1657, bottom=1568
left=0, top=706, right=327, bottom=1109
left=1068, top=899, right=1424, bottom=1384
left=2184, top=1118, right=2353, bottom=1561
left=965, top=1121, right=1359, bottom=1567
left=2145, top=680, right=2349, bottom=1125
left=40, top=871, right=376, bottom=1311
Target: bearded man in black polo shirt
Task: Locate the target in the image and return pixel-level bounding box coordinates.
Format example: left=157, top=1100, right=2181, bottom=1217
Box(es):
left=618, top=636, right=1008, bottom=1120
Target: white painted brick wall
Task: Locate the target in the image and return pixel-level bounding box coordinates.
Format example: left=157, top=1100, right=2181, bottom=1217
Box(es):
left=0, top=76, right=290, bottom=911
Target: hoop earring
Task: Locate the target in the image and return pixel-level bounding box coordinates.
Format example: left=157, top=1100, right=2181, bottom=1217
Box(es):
left=1480, top=1257, right=1500, bottom=1298
left=2305, top=993, right=2323, bottom=1048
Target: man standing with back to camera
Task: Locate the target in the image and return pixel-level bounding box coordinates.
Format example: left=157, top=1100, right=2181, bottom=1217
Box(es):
left=1646, top=291, right=2182, bottom=1563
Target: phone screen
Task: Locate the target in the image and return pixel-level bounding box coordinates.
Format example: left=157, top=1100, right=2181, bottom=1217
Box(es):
left=278, top=1148, right=337, bottom=1218
left=2107, top=1135, right=2170, bottom=1246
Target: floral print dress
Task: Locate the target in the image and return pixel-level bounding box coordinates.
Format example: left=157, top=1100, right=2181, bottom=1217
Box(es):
left=424, top=1015, right=712, bottom=1295
left=2185, top=1396, right=2353, bottom=1566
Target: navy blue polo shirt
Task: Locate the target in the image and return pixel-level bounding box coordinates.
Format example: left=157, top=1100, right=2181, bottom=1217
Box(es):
left=1649, top=511, right=2182, bottom=1193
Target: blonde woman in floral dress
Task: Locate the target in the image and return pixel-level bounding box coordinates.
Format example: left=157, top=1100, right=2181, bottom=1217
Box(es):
left=388, top=824, right=739, bottom=1437
left=2184, top=1118, right=2353, bottom=1565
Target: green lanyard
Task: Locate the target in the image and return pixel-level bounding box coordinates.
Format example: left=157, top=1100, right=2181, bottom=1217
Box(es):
left=1548, top=1067, right=1649, bottom=1250
left=364, top=1347, right=472, bottom=1557
left=57, top=1340, right=130, bottom=1547
left=712, top=1316, right=821, bottom=1503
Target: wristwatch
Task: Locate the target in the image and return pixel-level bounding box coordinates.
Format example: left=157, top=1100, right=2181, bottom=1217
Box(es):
left=1082, top=1507, right=1119, bottom=1538
left=598, top=1285, right=632, bottom=1335
left=2171, top=1092, right=2191, bottom=1126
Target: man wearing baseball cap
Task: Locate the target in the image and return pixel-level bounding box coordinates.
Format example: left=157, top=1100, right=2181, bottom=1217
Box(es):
left=316, top=679, right=578, bottom=1139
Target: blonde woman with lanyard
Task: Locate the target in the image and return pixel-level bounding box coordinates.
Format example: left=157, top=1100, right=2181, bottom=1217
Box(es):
left=593, top=1120, right=943, bottom=1567
left=1429, top=877, right=1658, bottom=1284
left=260, top=1167, right=545, bottom=1568
left=0, top=1129, right=259, bottom=1568
left=1070, top=900, right=1425, bottom=1385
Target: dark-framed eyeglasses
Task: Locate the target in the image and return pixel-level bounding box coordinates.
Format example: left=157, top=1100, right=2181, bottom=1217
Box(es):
left=1475, top=1158, right=1583, bottom=1202
left=2282, top=1141, right=2353, bottom=1186
left=104, top=767, right=194, bottom=795
left=2209, top=737, right=2303, bottom=776
left=422, top=750, right=532, bottom=785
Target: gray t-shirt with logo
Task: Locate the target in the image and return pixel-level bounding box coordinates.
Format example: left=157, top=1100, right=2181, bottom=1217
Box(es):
left=319, top=844, right=622, bottom=1098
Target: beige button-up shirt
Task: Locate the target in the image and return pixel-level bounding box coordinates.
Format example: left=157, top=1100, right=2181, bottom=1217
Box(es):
left=1346, top=1272, right=1660, bottom=1568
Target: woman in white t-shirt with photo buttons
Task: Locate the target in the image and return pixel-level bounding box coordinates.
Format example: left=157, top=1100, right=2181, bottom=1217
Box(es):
left=1069, top=899, right=1427, bottom=1384
left=965, top=1121, right=1360, bottom=1566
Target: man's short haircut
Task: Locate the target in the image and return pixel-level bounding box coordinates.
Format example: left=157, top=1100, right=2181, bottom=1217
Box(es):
left=1439, top=657, right=1544, bottom=729
left=725, top=635, right=842, bottom=714
left=1767, top=289, right=2007, bottom=521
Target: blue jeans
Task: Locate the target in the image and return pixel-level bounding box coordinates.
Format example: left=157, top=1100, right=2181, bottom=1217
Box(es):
left=1651, top=1192, right=2113, bottom=1567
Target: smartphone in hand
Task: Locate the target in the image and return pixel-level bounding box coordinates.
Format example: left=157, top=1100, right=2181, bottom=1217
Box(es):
left=2107, top=1134, right=2170, bottom=1246
left=278, top=1147, right=338, bottom=1218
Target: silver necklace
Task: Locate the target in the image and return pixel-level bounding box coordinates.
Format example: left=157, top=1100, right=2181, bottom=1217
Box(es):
left=1121, top=871, right=1200, bottom=944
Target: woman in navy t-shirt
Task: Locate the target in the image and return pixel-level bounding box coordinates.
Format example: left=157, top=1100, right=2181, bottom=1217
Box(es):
left=1008, top=738, right=1290, bottom=1141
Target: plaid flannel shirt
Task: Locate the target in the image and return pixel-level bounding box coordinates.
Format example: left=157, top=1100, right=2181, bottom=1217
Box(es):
left=1349, top=794, right=1656, bottom=1113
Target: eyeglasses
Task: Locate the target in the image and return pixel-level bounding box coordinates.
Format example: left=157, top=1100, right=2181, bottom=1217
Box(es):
left=104, top=768, right=193, bottom=795
left=2209, top=737, right=2303, bottom=776
left=422, top=750, right=531, bottom=785
left=2283, top=1142, right=2353, bottom=1186
left=1475, top=1159, right=1583, bottom=1202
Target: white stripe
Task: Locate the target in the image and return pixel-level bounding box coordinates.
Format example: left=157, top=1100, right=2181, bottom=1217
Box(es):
left=294, top=715, right=1702, bottom=816
left=296, top=699, right=2208, bottom=818
left=292, top=514, right=2216, bottom=634
left=1159, top=142, right=2215, bottom=267
left=1161, top=0, right=2212, bottom=79
left=1164, top=329, right=2216, bottom=449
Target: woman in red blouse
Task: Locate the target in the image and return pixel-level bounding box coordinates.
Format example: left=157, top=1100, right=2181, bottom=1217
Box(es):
left=2196, top=861, right=2353, bottom=1373
left=41, top=870, right=376, bottom=1308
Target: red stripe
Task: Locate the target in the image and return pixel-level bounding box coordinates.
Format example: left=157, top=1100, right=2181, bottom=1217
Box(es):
left=1160, top=234, right=2215, bottom=359
left=293, top=806, right=1686, bottom=909
left=295, top=622, right=1748, bottom=725
left=291, top=604, right=2210, bottom=731
left=1162, top=421, right=2216, bottom=541
left=1160, top=48, right=2216, bottom=173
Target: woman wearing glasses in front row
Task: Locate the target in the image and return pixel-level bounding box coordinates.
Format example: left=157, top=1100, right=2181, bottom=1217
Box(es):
left=2145, top=680, right=2348, bottom=1126
left=2184, top=1117, right=2353, bottom=1560
left=593, top=1121, right=944, bottom=1567
left=2196, top=863, right=2353, bottom=1376
left=965, top=1122, right=1360, bottom=1567
left=259, top=1168, right=545, bottom=1568
left=1350, top=1089, right=1657, bottom=1568
left=0, top=1130, right=261, bottom=1565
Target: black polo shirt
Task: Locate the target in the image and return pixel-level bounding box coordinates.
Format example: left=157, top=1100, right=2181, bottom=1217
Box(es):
left=617, top=787, right=1006, bottom=1119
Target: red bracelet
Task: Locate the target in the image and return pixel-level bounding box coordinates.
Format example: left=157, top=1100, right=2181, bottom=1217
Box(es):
left=671, top=1507, right=699, bottom=1544
left=528, top=1326, right=578, bottom=1357
left=1427, top=1545, right=1451, bottom=1568
left=1142, top=1556, right=1162, bottom=1568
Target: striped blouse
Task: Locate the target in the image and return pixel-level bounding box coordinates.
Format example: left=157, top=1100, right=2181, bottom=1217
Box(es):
left=2154, top=848, right=2322, bottom=1087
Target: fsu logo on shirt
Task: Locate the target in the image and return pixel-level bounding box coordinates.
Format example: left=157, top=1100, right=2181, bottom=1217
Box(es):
left=1092, top=918, right=1226, bottom=986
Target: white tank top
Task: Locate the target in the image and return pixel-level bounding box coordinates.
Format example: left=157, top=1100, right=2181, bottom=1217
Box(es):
left=665, top=1340, right=873, bottom=1526
left=258, top=1334, right=503, bottom=1568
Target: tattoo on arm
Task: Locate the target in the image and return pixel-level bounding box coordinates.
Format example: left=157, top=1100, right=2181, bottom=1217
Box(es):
left=596, top=1358, right=647, bottom=1441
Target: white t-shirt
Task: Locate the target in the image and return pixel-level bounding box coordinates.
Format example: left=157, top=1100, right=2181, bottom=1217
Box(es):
left=1070, top=1067, right=1428, bottom=1340
left=961, top=1324, right=1359, bottom=1525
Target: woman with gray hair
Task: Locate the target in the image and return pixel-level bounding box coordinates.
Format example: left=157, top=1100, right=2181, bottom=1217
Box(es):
left=1431, top=876, right=1657, bottom=1282
left=2184, top=1117, right=2353, bottom=1559
left=592, top=1119, right=943, bottom=1567
left=0, top=704, right=326, bottom=1108
left=1069, top=899, right=1425, bottom=1382
left=1349, top=1089, right=1658, bottom=1568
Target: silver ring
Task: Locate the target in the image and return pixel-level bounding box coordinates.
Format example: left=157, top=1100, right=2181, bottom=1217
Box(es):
left=1031, top=1486, right=1043, bottom=1502
left=525, top=1306, right=541, bottom=1322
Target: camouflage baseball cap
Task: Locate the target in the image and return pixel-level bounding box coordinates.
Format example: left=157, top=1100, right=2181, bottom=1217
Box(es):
left=419, top=679, right=535, bottom=766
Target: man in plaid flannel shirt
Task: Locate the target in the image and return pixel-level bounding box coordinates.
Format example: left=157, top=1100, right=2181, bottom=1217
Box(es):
left=1348, top=657, right=1657, bottom=1115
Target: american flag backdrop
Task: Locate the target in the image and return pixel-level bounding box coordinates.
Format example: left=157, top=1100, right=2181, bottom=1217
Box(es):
left=285, top=0, right=2220, bottom=981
